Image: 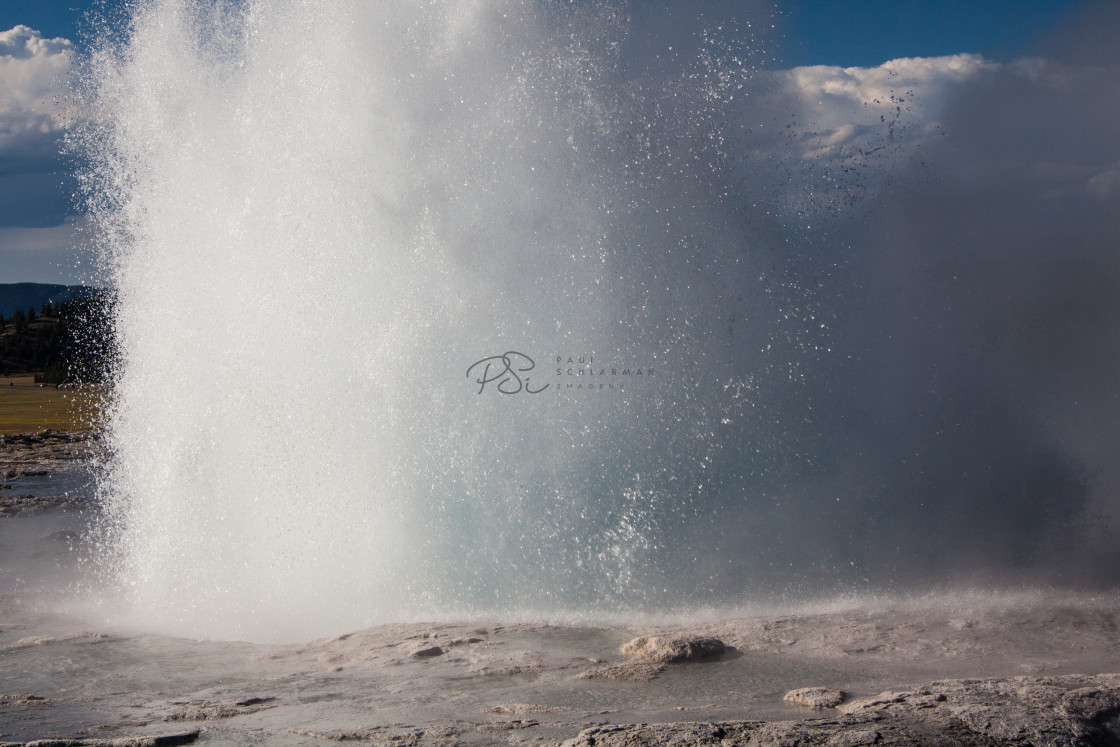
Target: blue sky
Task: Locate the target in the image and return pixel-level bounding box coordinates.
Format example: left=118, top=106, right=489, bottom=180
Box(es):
left=1, top=0, right=1086, bottom=61
left=782, top=0, right=1082, bottom=67
left=0, top=0, right=1108, bottom=284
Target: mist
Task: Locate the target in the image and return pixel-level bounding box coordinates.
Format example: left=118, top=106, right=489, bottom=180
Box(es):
left=694, top=1, right=1120, bottom=594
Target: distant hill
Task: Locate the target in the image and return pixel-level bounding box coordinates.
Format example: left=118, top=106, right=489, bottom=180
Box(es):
left=0, top=283, right=94, bottom=319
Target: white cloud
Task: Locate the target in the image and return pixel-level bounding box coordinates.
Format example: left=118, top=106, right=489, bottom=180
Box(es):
left=0, top=25, right=74, bottom=167
left=789, top=54, right=991, bottom=103
left=719, top=56, right=990, bottom=221
left=770, top=54, right=994, bottom=165
left=720, top=51, right=1119, bottom=225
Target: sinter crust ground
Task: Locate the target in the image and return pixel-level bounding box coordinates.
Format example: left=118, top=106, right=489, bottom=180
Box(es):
left=3, top=434, right=1120, bottom=746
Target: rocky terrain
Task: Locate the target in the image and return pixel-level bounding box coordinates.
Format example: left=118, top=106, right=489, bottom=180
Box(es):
left=3, top=437, right=1120, bottom=745
left=562, top=674, right=1120, bottom=746
left=2, top=598, right=1120, bottom=746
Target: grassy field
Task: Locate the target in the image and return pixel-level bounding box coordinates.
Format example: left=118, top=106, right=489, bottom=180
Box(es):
left=0, top=374, right=106, bottom=435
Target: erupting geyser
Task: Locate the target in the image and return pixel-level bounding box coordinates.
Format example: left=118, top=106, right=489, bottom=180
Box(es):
left=79, top=0, right=777, bottom=641
left=76, top=0, right=1115, bottom=643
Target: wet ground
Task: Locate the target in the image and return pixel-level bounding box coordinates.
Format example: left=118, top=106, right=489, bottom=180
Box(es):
left=2, top=468, right=1120, bottom=745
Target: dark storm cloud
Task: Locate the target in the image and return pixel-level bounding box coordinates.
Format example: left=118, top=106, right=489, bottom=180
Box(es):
left=619, top=2, right=1120, bottom=598
left=0, top=170, right=76, bottom=227
left=620, top=0, right=780, bottom=75
left=777, top=6, right=1120, bottom=588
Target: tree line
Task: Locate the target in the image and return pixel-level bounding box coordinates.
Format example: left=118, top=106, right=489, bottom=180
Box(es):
left=0, top=292, right=116, bottom=384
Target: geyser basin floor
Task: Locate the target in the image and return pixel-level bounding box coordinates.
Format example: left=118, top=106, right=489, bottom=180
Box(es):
left=3, top=525, right=1120, bottom=746
left=3, top=480, right=1120, bottom=744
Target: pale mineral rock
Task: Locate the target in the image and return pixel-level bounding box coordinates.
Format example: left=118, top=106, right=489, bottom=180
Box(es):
left=0, top=729, right=201, bottom=746
left=784, top=686, right=845, bottom=708
left=484, top=703, right=569, bottom=714
left=619, top=635, right=726, bottom=663
left=576, top=661, right=666, bottom=681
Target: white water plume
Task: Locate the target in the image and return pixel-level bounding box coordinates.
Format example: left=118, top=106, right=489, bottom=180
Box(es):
left=77, top=0, right=776, bottom=641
